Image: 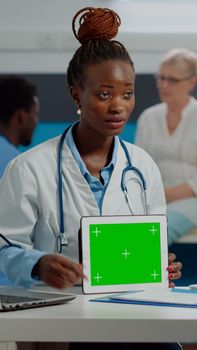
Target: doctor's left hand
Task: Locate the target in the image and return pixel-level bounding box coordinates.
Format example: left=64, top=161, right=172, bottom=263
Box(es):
left=32, top=254, right=86, bottom=289
left=167, top=252, right=182, bottom=288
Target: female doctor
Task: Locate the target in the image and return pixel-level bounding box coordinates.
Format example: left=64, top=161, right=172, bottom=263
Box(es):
left=0, top=8, right=181, bottom=292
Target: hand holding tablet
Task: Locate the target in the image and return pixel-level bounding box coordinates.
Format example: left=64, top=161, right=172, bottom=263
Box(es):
left=80, top=215, right=168, bottom=294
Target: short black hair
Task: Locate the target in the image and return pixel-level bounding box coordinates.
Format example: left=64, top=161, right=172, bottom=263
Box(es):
left=0, top=75, right=37, bottom=125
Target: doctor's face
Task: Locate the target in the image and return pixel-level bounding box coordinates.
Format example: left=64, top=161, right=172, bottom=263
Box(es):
left=72, top=60, right=135, bottom=138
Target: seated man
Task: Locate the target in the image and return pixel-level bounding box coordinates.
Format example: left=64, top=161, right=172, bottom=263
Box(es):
left=0, top=74, right=39, bottom=284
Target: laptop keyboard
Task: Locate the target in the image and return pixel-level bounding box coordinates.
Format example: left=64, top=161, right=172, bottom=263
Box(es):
left=0, top=294, right=42, bottom=304
left=0, top=288, right=76, bottom=311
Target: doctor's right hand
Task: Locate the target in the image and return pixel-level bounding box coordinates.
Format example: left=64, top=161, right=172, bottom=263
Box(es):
left=32, top=254, right=85, bottom=289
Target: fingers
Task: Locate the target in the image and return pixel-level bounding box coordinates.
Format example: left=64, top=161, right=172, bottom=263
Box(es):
left=48, top=269, right=76, bottom=288
left=44, top=272, right=74, bottom=289
left=58, top=256, right=85, bottom=279
left=36, top=255, right=87, bottom=289
left=55, top=265, right=82, bottom=286
left=167, top=252, right=182, bottom=287
left=167, top=255, right=182, bottom=287
left=169, top=281, right=175, bottom=288
left=168, top=270, right=182, bottom=281
left=168, top=261, right=183, bottom=273
left=168, top=252, right=176, bottom=263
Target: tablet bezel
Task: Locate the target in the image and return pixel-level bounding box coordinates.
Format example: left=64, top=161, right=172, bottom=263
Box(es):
left=80, top=215, right=168, bottom=294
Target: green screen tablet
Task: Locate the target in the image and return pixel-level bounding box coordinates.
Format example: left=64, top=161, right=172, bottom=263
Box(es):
left=80, top=215, right=168, bottom=294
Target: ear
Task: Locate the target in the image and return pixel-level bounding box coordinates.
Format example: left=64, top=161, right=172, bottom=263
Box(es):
left=16, top=109, right=28, bottom=125
left=188, top=76, right=197, bottom=93
left=69, top=85, right=81, bottom=107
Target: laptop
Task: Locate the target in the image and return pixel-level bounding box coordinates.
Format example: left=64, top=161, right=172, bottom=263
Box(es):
left=0, top=285, right=76, bottom=312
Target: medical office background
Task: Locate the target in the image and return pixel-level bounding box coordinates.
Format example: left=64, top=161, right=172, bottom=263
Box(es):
left=0, top=0, right=197, bottom=150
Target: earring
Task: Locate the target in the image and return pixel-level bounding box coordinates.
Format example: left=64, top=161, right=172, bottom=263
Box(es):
left=76, top=105, right=81, bottom=116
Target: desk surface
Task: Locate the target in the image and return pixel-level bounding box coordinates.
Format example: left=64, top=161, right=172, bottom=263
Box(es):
left=0, top=286, right=197, bottom=343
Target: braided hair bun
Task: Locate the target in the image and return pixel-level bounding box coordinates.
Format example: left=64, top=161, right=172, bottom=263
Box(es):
left=67, top=7, right=133, bottom=88
left=72, top=7, right=121, bottom=44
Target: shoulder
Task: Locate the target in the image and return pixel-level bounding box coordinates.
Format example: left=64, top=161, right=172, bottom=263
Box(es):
left=120, top=140, right=159, bottom=171
left=15, top=136, right=58, bottom=162
left=0, top=136, right=19, bottom=157
left=0, top=137, right=20, bottom=177
left=188, top=97, right=197, bottom=114
left=120, top=141, right=164, bottom=198
left=182, top=97, right=197, bottom=127
left=138, top=103, right=166, bottom=123
left=5, top=136, right=60, bottom=177
left=190, top=96, right=197, bottom=106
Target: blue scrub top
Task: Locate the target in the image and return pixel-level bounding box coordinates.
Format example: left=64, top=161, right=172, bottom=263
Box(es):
left=0, top=135, right=19, bottom=285
left=0, top=135, right=20, bottom=178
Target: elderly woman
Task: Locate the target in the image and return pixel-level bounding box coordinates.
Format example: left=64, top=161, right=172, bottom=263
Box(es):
left=135, top=48, right=197, bottom=245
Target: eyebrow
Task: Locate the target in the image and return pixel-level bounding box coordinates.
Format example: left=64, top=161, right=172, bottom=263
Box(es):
left=100, top=83, right=134, bottom=88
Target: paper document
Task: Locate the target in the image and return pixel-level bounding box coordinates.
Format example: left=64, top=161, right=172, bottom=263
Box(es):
left=91, top=288, right=197, bottom=308
left=110, top=288, right=197, bottom=305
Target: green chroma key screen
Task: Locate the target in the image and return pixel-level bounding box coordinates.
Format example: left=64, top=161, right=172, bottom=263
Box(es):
left=89, top=222, right=162, bottom=286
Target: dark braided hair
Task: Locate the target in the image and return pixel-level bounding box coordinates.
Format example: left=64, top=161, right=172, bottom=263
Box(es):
left=67, top=7, right=134, bottom=89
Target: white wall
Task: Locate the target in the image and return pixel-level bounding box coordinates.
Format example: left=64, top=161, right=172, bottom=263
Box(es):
left=0, top=0, right=197, bottom=73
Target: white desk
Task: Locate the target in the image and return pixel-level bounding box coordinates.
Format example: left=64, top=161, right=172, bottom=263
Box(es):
left=1, top=286, right=197, bottom=349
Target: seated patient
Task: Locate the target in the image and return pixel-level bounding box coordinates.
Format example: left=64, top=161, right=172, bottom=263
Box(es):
left=135, top=48, right=197, bottom=245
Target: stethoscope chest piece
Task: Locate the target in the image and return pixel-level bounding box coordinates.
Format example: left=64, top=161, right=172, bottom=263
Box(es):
left=57, top=234, right=68, bottom=254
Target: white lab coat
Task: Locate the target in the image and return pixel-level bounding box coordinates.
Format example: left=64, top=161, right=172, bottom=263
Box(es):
left=0, top=136, right=166, bottom=264
left=135, top=97, right=197, bottom=226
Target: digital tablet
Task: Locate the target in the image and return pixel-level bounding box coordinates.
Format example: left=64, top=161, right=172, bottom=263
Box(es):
left=80, top=215, right=168, bottom=294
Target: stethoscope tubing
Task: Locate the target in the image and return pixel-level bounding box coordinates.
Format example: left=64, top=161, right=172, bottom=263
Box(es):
left=0, top=126, right=148, bottom=255
left=57, top=125, right=72, bottom=253
left=57, top=125, right=147, bottom=253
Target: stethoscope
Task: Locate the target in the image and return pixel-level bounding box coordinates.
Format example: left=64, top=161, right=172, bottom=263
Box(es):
left=56, top=124, right=148, bottom=254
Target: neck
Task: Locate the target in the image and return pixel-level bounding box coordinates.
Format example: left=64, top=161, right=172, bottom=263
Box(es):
left=74, top=123, right=114, bottom=157
left=73, top=123, right=115, bottom=176
left=166, top=96, right=191, bottom=134
left=167, top=95, right=190, bottom=113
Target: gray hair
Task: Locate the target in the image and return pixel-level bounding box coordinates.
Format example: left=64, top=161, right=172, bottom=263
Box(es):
left=160, top=48, right=197, bottom=77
